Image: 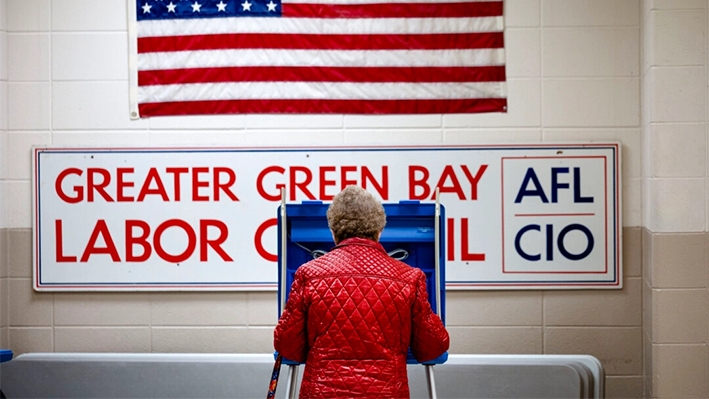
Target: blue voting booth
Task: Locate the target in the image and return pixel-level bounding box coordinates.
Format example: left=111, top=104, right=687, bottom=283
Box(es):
left=277, top=200, right=447, bottom=363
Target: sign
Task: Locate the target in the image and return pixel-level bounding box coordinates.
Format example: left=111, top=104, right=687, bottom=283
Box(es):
left=33, top=144, right=621, bottom=291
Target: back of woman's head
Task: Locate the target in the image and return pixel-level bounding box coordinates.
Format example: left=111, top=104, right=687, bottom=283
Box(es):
left=327, top=185, right=386, bottom=243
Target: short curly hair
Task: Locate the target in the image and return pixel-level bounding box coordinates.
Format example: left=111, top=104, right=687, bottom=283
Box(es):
left=327, top=185, right=386, bottom=243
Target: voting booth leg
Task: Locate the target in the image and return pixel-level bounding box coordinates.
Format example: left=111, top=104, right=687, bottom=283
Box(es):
left=425, top=365, right=438, bottom=399
left=285, top=364, right=300, bottom=399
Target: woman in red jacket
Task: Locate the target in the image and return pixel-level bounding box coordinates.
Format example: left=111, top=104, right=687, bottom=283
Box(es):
left=274, top=185, right=450, bottom=398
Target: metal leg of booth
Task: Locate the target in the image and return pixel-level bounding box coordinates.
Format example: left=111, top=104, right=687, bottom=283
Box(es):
left=285, top=364, right=300, bottom=399
left=425, top=364, right=438, bottom=399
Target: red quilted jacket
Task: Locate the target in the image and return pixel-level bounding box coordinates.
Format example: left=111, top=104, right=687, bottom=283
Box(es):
left=274, top=237, right=450, bottom=398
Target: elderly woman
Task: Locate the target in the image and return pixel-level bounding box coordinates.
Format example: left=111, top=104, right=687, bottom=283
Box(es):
left=274, top=185, right=450, bottom=398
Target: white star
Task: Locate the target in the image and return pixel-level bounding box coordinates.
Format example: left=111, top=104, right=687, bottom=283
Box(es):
left=266, top=1, right=277, bottom=12
left=166, top=1, right=177, bottom=12
left=191, top=1, right=201, bottom=12
left=216, top=0, right=227, bottom=11
left=142, top=2, right=152, bottom=13
left=241, top=0, right=252, bottom=11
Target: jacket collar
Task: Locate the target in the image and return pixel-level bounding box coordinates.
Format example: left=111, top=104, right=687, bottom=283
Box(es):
left=333, top=237, right=387, bottom=254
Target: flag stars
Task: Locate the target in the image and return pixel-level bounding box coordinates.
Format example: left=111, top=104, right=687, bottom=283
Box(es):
left=191, top=1, right=202, bottom=12
left=216, top=0, right=227, bottom=11
left=266, top=1, right=277, bottom=12
left=166, top=1, right=177, bottom=12
left=141, top=2, right=152, bottom=13
left=241, top=0, right=252, bottom=11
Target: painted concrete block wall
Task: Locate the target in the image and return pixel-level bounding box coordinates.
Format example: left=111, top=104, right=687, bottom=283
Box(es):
left=1, top=0, right=8, bottom=352
left=642, top=0, right=709, bottom=398
left=2, top=1, right=645, bottom=398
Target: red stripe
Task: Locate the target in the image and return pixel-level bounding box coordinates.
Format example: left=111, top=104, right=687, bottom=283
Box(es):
left=139, top=98, right=507, bottom=115
left=138, top=66, right=507, bottom=85
left=138, top=32, right=504, bottom=53
left=282, top=2, right=503, bottom=18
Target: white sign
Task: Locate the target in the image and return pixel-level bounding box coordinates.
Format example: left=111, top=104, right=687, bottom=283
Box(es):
left=33, top=145, right=621, bottom=291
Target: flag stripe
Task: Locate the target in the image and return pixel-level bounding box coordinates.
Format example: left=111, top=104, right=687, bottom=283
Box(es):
left=138, top=32, right=504, bottom=52
left=138, top=81, right=506, bottom=103
left=138, top=66, right=507, bottom=85
left=137, top=48, right=506, bottom=70
left=138, top=98, right=508, bottom=115
left=281, top=1, right=503, bottom=18
left=137, top=16, right=503, bottom=37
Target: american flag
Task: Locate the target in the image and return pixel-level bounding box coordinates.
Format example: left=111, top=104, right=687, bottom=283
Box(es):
left=129, top=0, right=507, bottom=117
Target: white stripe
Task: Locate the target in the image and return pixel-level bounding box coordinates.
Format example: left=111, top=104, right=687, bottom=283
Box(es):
left=138, top=48, right=506, bottom=70
left=137, top=16, right=503, bottom=37
left=138, top=81, right=506, bottom=103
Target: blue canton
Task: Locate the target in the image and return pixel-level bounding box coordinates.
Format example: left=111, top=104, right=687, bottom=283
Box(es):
left=137, top=0, right=282, bottom=20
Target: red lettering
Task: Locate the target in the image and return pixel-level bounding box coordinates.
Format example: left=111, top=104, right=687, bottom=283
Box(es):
left=340, top=166, right=358, bottom=190
left=80, top=220, right=121, bottom=262
left=255, top=218, right=278, bottom=262
left=55, top=168, right=83, bottom=203
left=192, top=167, right=210, bottom=201
left=257, top=166, right=285, bottom=201
left=87, top=168, right=114, bottom=202
left=166, top=167, right=188, bottom=201
left=290, top=166, right=315, bottom=201
left=432, top=165, right=465, bottom=200
left=126, top=220, right=151, bottom=262
left=153, top=219, right=196, bottom=263
left=214, top=167, right=239, bottom=201
left=200, top=219, right=233, bottom=261
left=137, top=168, right=169, bottom=202
left=447, top=218, right=455, bottom=262
left=409, top=166, right=430, bottom=200
left=116, top=168, right=134, bottom=202
left=55, top=219, right=77, bottom=262
left=461, top=164, right=488, bottom=200
left=319, top=166, right=337, bottom=200
left=461, top=218, right=485, bottom=261
left=362, top=166, right=388, bottom=200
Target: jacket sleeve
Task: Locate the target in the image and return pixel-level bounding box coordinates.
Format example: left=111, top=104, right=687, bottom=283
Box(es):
left=273, top=268, right=309, bottom=363
left=410, top=271, right=450, bottom=363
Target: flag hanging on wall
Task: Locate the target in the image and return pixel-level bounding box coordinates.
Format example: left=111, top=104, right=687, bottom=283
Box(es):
left=127, top=0, right=507, bottom=118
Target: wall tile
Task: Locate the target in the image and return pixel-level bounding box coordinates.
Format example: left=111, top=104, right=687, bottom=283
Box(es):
left=643, top=330, right=652, bottom=397
left=7, top=228, right=31, bottom=278
left=52, top=81, right=149, bottom=130
left=8, top=82, right=50, bottom=130
left=0, top=183, right=5, bottom=229
left=542, top=0, right=640, bottom=27
left=8, top=278, right=52, bottom=326
left=447, top=326, right=542, bottom=354
left=444, top=79, right=540, bottom=128
left=651, top=10, right=706, bottom=66
left=0, top=32, right=6, bottom=81
left=51, top=0, right=127, bottom=31
left=650, top=123, right=706, bottom=178
left=0, top=278, right=7, bottom=326
left=54, top=327, right=150, bottom=352
left=55, top=293, right=150, bottom=326
left=0, top=327, right=7, bottom=349
left=343, top=129, right=442, bottom=145
left=605, top=376, right=643, bottom=399
left=444, top=129, right=542, bottom=144
left=245, top=114, right=343, bottom=130
left=501, top=28, right=541, bottom=78
left=653, top=344, right=707, bottom=398
left=7, top=0, right=50, bottom=32
left=643, top=279, right=653, bottom=342
left=5, top=181, right=31, bottom=228
left=152, top=327, right=273, bottom=353
left=8, top=327, right=52, bottom=355
left=544, top=327, right=642, bottom=375
left=505, top=0, right=540, bottom=28
left=345, top=115, right=441, bottom=129
left=148, top=130, right=345, bottom=146
left=543, top=128, right=641, bottom=179
left=151, top=292, right=248, bottom=326
left=543, top=28, right=639, bottom=77
left=624, top=177, right=642, bottom=227
left=0, top=0, right=6, bottom=31
left=148, top=115, right=246, bottom=130
left=0, top=82, right=7, bottom=131
left=544, top=278, right=641, bottom=326
left=246, top=291, right=278, bottom=326
left=652, top=289, right=707, bottom=343
left=623, top=227, right=642, bottom=277
left=542, top=79, right=640, bottom=127
left=447, top=291, right=541, bottom=326
left=0, top=229, right=7, bottom=278
left=651, top=233, right=707, bottom=288
left=650, top=66, right=706, bottom=122
left=648, top=178, right=706, bottom=232
left=52, top=33, right=127, bottom=80
left=52, top=131, right=150, bottom=146
left=7, top=132, right=50, bottom=179
left=647, top=0, right=707, bottom=11
left=7, top=33, right=49, bottom=81
left=642, top=12, right=654, bottom=74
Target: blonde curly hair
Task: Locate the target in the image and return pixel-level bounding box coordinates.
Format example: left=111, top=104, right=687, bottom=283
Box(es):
left=327, top=185, right=386, bottom=243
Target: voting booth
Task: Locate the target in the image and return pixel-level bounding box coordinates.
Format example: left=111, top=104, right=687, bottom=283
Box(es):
left=276, top=193, right=447, bottom=398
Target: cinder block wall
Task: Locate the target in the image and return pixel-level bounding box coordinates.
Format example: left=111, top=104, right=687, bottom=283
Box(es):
left=0, top=1, right=652, bottom=398
left=641, top=1, right=709, bottom=398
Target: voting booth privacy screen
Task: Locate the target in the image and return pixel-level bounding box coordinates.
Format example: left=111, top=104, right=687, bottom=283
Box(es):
left=33, top=144, right=621, bottom=291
